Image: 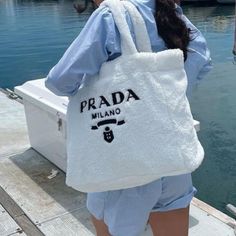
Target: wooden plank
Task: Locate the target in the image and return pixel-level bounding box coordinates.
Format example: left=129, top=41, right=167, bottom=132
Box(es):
left=192, top=197, right=236, bottom=228
left=189, top=204, right=235, bottom=236
left=14, top=215, right=44, bottom=236
left=12, top=233, right=27, bottom=236
left=0, top=187, right=24, bottom=218
left=0, top=187, right=44, bottom=236
left=0, top=91, right=30, bottom=158
left=0, top=149, right=86, bottom=224
left=37, top=207, right=94, bottom=236
left=0, top=204, right=22, bottom=236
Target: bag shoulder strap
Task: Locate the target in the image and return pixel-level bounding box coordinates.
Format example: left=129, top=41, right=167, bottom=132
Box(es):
left=101, top=0, right=152, bottom=55
left=122, top=1, right=152, bottom=52
left=101, top=0, right=137, bottom=55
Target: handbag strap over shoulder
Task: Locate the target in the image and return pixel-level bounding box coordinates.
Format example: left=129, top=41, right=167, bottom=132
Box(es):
left=101, top=0, right=151, bottom=55
left=122, top=1, right=152, bottom=53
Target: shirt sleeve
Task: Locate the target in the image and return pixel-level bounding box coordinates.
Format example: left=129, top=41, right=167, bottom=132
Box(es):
left=181, top=15, right=213, bottom=95
left=45, top=6, right=116, bottom=96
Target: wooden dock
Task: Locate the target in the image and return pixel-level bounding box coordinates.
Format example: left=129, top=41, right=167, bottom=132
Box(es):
left=0, top=90, right=235, bottom=236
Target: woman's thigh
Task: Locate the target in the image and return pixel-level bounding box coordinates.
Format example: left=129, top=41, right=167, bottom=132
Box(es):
left=149, top=206, right=190, bottom=236
left=87, top=180, right=163, bottom=235
left=149, top=174, right=195, bottom=236
left=91, top=215, right=111, bottom=236
left=90, top=206, right=190, bottom=236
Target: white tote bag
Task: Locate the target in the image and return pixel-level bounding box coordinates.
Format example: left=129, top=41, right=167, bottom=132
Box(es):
left=66, top=0, right=204, bottom=192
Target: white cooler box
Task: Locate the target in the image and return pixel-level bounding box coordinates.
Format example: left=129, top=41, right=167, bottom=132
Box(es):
left=15, top=79, right=68, bottom=172
left=14, top=78, right=200, bottom=173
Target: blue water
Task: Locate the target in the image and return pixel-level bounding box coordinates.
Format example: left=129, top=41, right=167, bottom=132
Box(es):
left=0, top=0, right=90, bottom=88
left=183, top=3, right=236, bottom=217
left=0, top=0, right=235, bottom=216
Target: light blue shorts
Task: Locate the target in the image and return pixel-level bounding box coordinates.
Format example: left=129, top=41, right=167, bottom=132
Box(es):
left=87, top=173, right=196, bottom=236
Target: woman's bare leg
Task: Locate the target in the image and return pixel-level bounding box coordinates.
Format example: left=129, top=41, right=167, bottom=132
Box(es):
left=91, top=215, right=111, bottom=236
left=91, top=205, right=189, bottom=236
left=149, top=206, right=190, bottom=236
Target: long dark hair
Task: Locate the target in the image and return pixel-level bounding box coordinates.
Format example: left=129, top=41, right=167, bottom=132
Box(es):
left=155, top=0, right=191, bottom=61
left=73, top=0, right=96, bottom=14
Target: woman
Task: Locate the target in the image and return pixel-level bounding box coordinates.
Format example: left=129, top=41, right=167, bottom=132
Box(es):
left=45, top=0, right=212, bottom=235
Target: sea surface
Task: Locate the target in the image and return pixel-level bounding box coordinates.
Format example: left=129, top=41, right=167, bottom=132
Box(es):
left=0, top=0, right=235, bottom=216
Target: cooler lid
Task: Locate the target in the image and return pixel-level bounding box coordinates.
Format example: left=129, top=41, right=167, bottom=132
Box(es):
left=14, top=79, right=68, bottom=119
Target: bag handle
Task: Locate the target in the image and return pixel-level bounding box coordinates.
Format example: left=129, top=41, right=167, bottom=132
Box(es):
left=101, top=0, right=138, bottom=55
left=122, top=1, right=152, bottom=53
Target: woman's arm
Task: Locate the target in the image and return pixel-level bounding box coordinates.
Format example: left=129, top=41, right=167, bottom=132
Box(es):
left=181, top=15, right=212, bottom=95
left=45, top=6, right=114, bottom=96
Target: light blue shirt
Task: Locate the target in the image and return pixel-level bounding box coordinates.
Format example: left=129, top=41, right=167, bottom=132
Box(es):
left=45, top=0, right=212, bottom=97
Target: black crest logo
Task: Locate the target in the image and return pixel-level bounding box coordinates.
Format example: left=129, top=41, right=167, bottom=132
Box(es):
left=103, top=127, right=114, bottom=143
left=91, top=118, right=125, bottom=143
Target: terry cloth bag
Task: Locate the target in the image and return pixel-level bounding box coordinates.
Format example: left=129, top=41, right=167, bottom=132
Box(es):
left=66, top=0, right=204, bottom=192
